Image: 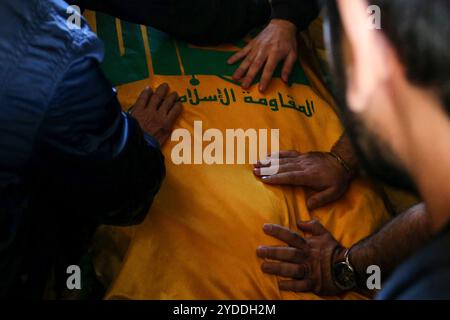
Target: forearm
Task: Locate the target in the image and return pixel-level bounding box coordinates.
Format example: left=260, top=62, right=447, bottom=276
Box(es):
left=349, top=203, right=432, bottom=287
left=270, top=0, right=320, bottom=31
left=331, top=133, right=359, bottom=176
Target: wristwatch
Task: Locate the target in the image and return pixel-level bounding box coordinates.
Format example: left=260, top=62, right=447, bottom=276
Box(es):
left=332, top=248, right=357, bottom=291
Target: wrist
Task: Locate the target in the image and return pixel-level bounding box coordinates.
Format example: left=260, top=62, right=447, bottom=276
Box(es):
left=332, top=246, right=347, bottom=264
left=329, top=140, right=359, bottom=177
left=269, top=19, right=297, bottom=33
left=331, top=246, right=357, bottom=291
left=327, top=151, right=356, bottom=180
left=337, top=245, right=367, bottom=291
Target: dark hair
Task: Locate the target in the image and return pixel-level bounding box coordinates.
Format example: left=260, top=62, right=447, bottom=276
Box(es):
left=368, top=0, right=450, bottom=112
left=322, top=0, right=450, bottom=192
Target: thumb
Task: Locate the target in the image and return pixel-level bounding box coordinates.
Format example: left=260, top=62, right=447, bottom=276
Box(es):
left=297, top=220, right=327, bottom=236
left=306, top=188, right=339, bottom=211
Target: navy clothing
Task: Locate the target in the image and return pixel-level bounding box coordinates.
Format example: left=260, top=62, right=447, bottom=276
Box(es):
left=0, top=0, right=165, bottom=298
left=271, top=0, right=321, bottom=31
left=72, top=0, right=320, bottom=46
left=378, top=223, right=450, bottom=300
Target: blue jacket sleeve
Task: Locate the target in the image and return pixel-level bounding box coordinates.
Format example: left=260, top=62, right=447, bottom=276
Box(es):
left=33, top=52, right=165, bottom=226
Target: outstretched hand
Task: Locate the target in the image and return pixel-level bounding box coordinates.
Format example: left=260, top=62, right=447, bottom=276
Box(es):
left=257, top=220, right=346, bottom=295
left=227, top=19, right=298, bottom=92
left=131, top=83, right=182, bottom=146
left=253, top=151, right=353, bottom=211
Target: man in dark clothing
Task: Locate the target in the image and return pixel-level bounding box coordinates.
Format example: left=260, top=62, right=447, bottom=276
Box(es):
left=322, top=0, right=450, bottom=299
left=227, top=0, right=321, bottom=92
left=72, top=0, right=319, bottom=45
left=0, top=0, right=181, bottom=298
left=72, top=0, right=320, bottom=92
left=255, top=0, right=450, bottom=299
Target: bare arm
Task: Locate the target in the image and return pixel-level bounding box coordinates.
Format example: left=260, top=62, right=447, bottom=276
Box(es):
left=331, top=132, right=359, bottom=174
left=346, top=203, right=432, bottom=287
left=257, top=203, right=432, bottom=295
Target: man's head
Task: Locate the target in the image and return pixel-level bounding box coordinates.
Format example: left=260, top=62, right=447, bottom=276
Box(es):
left=324, top=0, right=450, bottom=194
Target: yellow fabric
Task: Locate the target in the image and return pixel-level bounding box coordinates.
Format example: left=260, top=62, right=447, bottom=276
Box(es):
left=86, top=12, right=390, bottom=300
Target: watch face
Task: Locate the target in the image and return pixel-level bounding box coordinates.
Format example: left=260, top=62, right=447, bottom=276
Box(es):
left=333, top=261, right=356, bottom=290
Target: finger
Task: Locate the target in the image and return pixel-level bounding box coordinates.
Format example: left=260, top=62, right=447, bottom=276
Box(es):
left=254, top=151, right=301, bottom=168
left=254, top=158, right=298, bottom=170
left=297, top=220, right=328, bottom=236
left=241, top=51, right=267, bottom=89
left=278, top=280, right=312, bottom=292
left=166, top=102, right=183, bottom=124
left=254, top=163, right=303, bottom=177
left=260, top=172, right=299, bottom=184
left=257, top=246, right=307, bottom=264
left=262, top=224, right=306, bottom=248
left=133, top=87, right=153, bottom=112
left=261, top=262, right=307, bottom=279
left=232, top=50, right=256, bottom=81
left=265, top=151, right=302, bottom=161
left=281, top=52, right=298, bottom=83
left=148, top=83, right=169, bottom=110
left=227, top=45, right=251, bottom=65
left=306, top=187, right=341, bottom=211
left=261, top=171, right=314, bottom=185
left=159, top=92, right=179, bottom=114
left=259, top=55, right=279, bottom=92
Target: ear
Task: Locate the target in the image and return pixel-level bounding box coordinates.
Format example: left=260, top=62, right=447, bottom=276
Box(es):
left=337, top=0, right=391, bottom=113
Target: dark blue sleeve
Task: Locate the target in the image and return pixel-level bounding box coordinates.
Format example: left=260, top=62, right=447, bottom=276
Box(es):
left=33, top=53, right=165, bottom=226
left=271, top=0, right=320, bottom=31
left=71, top=0, right=271, bottom=45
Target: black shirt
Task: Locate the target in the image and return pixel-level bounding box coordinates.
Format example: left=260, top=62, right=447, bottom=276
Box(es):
left=73, top=0, right=320, bottom=45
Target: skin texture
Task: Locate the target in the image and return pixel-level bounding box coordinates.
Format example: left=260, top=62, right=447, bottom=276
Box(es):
left=253, top=134, right=358, bottom=211
left=257, top=204, right=431, bottom=296
left=257, top=0, right=449, bottom=296
left=257, top=221, right=343, bottom=295
left=227, top=19, right=298, bottom=92
left=131, top=83, right=182, bottom=146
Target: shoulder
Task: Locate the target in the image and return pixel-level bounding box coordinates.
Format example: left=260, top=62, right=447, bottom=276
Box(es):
left=378, top=226, right=450, bottom=300
left=0, top=0, right=105, bottom=163
left=41, top=0, right=104, bottom=62
left=398, top=269, right=450, bottom=300
left=0, top=0, right=104, bottom=107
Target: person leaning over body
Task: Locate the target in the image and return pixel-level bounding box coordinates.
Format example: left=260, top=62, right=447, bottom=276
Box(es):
left=74, top=0, right=357, bottom=211
left=256, top=0, right=450, bottom=299
left=0, top=0, right=181, bottom=299
left=72, top=0, right=320, bottom=92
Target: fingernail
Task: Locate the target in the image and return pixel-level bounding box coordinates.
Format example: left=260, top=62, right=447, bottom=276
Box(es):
left=263, top=224, right=271, bottom=232
left=259, top=85, right=265, bottom=92
left=261, top=176, right=269, bottom=180
left=256, top=246, right=266, bottom=256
